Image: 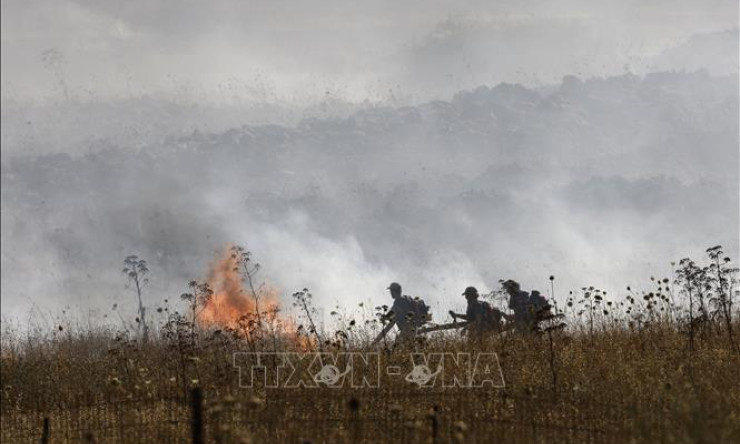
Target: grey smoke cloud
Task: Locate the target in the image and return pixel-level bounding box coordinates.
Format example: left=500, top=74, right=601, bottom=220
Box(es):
left=1, top=1, right=738, bottom=328
left=3, top=71, right=738, bottom=326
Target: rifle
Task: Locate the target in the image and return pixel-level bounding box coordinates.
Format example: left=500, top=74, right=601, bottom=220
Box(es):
left=417, top=320, right=469, bottom=334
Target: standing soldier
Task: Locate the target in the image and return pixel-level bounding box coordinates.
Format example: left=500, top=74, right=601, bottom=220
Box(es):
left=372, top=282, right=430, bottom=345
left=448, top=286, right=504, bottom=339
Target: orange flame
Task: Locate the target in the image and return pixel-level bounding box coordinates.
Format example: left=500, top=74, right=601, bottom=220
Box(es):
left=197, top=246, right=281, bottom=329
left=196, top=245, right=316, bottom=350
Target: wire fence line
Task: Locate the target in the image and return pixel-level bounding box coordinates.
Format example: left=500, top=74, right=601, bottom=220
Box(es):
left=2, top=388, right=666, bottom=444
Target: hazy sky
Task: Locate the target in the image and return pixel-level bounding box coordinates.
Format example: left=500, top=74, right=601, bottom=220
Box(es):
left=2, top=0, right=737, bottom=104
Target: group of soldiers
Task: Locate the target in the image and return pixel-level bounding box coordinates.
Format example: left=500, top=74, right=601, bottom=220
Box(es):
left=372, top=280, right=551, bottom=345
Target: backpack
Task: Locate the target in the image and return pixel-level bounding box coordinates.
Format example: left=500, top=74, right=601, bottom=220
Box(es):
left=509, top=291, right=530, bottom=311
left=529, top=291, right=551, bottom=318
left=479, top=301, right=502, bottom=329
left=400, top=296, right=431, bottom=327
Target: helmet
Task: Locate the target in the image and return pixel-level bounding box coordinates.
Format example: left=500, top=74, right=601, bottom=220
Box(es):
left=462, top=286, right=478, bottom=297
left=387, top=282, right=402, bottom=293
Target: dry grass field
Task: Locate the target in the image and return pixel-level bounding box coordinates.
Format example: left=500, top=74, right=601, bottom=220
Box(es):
left=2, top=246, right=739, bottom=443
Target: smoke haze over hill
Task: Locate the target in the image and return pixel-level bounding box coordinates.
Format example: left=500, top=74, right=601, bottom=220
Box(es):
left=1, top=1, right=738, bottom=327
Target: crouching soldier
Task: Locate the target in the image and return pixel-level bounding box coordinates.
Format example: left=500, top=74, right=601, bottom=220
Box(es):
left=449, top=286, right=504, bottom=340
left=372, top=282, right=431, bottom=346
left=503, top=280, right=530, bottom=331
left=502, top=280, right=551, bottom=333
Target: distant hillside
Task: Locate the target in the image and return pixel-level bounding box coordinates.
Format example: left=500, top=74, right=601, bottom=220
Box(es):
left=1, top=70, right=738, bottom=320
left=650, top=28, right=739, bottom=75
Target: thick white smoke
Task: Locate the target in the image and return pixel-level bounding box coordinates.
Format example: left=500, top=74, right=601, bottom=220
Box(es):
left=1, top=2, right=738, bottom=330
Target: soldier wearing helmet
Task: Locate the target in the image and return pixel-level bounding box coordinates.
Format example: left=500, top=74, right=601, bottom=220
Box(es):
left=449, top=286, right=503, bottom=338
left=372, top=282, right=429, bottom=345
